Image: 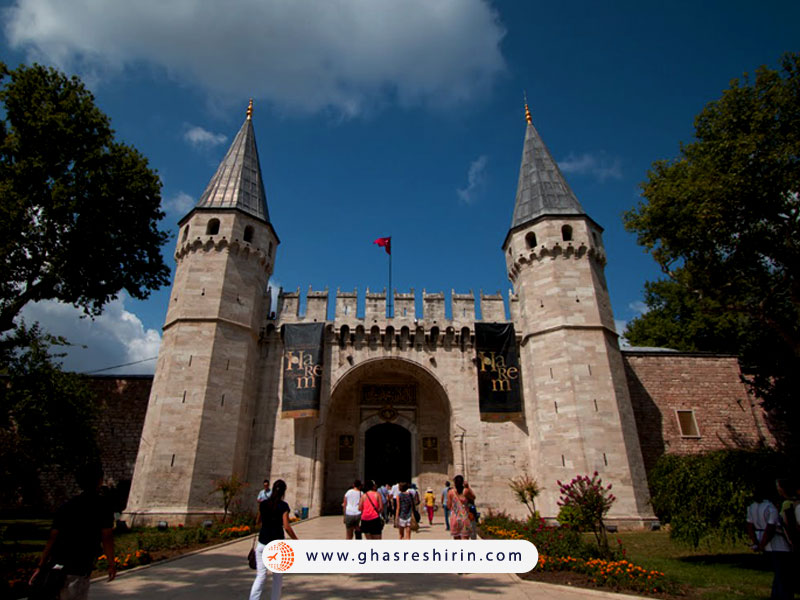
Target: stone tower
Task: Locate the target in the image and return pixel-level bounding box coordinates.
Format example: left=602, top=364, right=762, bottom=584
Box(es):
left=502, top=105, right=652, bottom=523
left=125, top=102, right=279, bottom=525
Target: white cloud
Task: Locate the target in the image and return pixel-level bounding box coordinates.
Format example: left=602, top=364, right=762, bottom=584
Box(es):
left=4, top=0, right=507, bottom=118
left=457, top=155, right=489, bottom=204
left=18, top=293, right=161, bottom=374
left=615, top=319, right=630, bottom=347
left=559, top=152, right=622, bottom=182
left=163, top=191, right=195, bottom=215
left=184, top=125, right=227, bottom=148
left=628, top=300, right=650, bottom=316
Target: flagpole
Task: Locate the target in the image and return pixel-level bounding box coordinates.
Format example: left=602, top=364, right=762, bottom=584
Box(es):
left=388, top=241, right=392, bottom=317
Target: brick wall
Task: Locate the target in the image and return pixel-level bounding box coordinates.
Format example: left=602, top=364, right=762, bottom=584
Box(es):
left=93, top=375, right=153, bottom=489
left=622, top=351, right=773, bottom=473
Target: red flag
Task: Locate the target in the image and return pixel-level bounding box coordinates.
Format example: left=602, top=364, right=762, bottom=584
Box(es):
left=374, top=236, right=391, bottom=255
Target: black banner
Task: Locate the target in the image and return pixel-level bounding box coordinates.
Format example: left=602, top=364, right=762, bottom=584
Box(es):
left=475, top=323, right=523, bottom=422
left=282, top=323, right=325, bottom=418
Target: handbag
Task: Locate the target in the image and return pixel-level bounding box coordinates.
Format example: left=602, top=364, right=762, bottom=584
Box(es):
left=28, top=561, right=67, bottom=600
left=247, top=536, right=257, bottom=570
left=364, top=491, right=386, bottom=524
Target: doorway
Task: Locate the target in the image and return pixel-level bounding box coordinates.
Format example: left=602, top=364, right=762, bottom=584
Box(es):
left=364, top=423, right=411, bottom=487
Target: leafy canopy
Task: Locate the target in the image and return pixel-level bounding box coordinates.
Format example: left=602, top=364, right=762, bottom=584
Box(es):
left=0, top=61, right=170, bottom=338
left=623, top=53, right=800, bottom=448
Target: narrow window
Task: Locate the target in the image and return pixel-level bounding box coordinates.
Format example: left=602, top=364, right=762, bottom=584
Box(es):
left=603, top=452, right=608, bottom=466
left=525, top=231, right=537, bottom=248
left=170, top=454, right=176, bottom=467
left=221, top=394, right=225, bottom=407
left=268, top=241, right=273, bottom=257
left=561, top=224, right=573, bottom=242
left=206, top=218, right=220, bottom=235
left=676, top=410, right=700, bottom=437
left=182, top=390, right=186, bottom=403
left=592, top=231, right=600, bottom=246
left=182, top=226, right=189, bottom=242
left=594, top=399, right=598, bottom=412
left=561, top=455, right=565, bottom=467
left=554, top=401, right=558, bottom=414
left=243, top=225, right=254, bottom=243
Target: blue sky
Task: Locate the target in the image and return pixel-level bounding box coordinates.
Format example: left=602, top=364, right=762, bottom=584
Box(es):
left=3, top=0, right=798, bottom=374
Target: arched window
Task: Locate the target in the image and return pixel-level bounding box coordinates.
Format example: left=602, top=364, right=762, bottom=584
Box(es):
left=525, top=231, right=537, bottom=248
left=182, top=226, right=189, bottom=242
left=561, top=224, right=573, bottom=242
left=243, top=226, right=254, bottom=243
left=206, top=218, right=220, bottom=235
left=268, top=241, right=273, bottom=257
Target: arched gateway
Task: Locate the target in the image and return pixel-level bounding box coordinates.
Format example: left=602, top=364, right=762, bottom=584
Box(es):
left=321, top=357, right=453, bottom=514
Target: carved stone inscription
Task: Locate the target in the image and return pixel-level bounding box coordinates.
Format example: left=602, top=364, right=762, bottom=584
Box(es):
left=362, top=384, right=416, bottom=406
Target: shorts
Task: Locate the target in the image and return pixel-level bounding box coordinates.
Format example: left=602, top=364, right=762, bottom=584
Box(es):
left=344, top=514, right=361, bottom=529
left=397, top=516, right=412, bottom=528
left=360, top=517, right=384, bottom=535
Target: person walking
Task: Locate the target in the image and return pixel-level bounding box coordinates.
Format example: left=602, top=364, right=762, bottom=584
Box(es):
left=441, top=481, right=451, bottom=531
left=379, top=483, right=391, bottom=522
left=424, top=488, right=436, bottom=525
left=358, top=480, right=384, bottom=539
left=343, top=480, right=362, bottom=540
left=29, top=464, right=115, bottom=600
left=746, top=480, right=792, bottom=600
left=395, top=482, right=414, bottom=540
left=447, top=475, right=476, bottom=540
left=250, top=479, right=297, bottom=600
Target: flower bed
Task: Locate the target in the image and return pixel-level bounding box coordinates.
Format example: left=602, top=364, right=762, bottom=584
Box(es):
left=481, top=511, right=671, bottom=596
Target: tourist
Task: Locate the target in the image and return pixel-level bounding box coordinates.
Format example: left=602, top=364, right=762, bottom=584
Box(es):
left=379, top=483, right=391, bottom=522
left=424, top=487, right=436, bottom=525
left=409, top=483, right=421, bottom=525
left=29, top=463, right=115, bottom=600
left=257, top=479, right=271, bottom=503
left=746, top=479, right=792, bottom=600
left=390, top=481, right=400, bottom=520
left=343, top=480, right=362, bottom=540
left=358, top=480, right=384, bottom=539
left=395, top=482, right=415, bottom=540
left=441, top=481, right=451, bottom=530
left=448, top=474, right=476, bottom=540
left=250, top=479, right=298, bottom=600
left=465, top=481, right=478, bottom=539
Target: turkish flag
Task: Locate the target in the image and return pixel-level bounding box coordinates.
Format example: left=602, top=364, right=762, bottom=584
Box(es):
left=373, top=237, right=391, bottom=255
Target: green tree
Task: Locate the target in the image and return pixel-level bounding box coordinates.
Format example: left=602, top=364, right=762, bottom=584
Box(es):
left=0, top=61, right=170, bottom=340
left=0, top=324, right=99, bottom=507
left=648, top=450, right=790, bottom=548
left=508, top=474, right=541, bottom=518
left=624, top=53, right=800, bottom=449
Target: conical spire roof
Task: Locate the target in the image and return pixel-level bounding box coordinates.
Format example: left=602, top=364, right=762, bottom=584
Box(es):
left=195, top=104, right=270, bottom=222
left=509, top=111, right=584, bottom=230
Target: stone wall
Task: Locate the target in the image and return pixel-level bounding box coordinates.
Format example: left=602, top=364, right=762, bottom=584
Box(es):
left=622, top=351, right=773, bottom=473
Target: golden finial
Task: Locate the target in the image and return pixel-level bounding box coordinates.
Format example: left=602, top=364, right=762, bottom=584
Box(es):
left=523, top=91, right=532, bottom=125
left=246, top=98, right=253, bottom=120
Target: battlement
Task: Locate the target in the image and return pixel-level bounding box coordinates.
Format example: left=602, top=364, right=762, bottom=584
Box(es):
left=272, top=287, right=514, bottom=325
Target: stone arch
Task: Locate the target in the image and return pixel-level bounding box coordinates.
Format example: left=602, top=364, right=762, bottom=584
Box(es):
left=322, top=357, right=453, bottom=514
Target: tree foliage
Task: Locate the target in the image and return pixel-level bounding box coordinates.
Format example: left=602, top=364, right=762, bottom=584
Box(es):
left=211, top=475, right=248, bottom=522
left=0, top=61, right=170, bottom=339
left=0, top=324, right=99, bottom=507
left=623, top=53, right=800, bottom=448
left=648, top=450, right=790, bottom=548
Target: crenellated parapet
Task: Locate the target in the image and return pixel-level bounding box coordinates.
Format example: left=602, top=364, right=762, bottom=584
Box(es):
left=271, top=287, right=517, bottom=328
left=174, top=235, right=273, bottom=271
left=506, top=240, right=606, bottom=283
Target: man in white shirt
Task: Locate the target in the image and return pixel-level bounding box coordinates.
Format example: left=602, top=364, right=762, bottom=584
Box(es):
left=746, top=487, right=792, bottom=599
left=256, top=480, right=270, bottom=502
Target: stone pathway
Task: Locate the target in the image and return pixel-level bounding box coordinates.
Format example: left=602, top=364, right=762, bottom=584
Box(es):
left=89, top=516, right=646, bottom=599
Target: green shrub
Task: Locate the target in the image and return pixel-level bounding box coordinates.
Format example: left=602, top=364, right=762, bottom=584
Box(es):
left=648, top=449, right=791, bottom=548
left=557, top=473, right=616, bottom=556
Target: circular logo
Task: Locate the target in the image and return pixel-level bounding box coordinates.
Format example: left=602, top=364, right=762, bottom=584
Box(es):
left=378, top=405, right=398, bottom=421
left=264, top=540, right=295, bottom=572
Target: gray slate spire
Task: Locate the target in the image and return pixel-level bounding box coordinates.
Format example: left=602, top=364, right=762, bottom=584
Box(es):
left=195, top=109, right=270, bottom=223
left=510, top=117, right=584, bottom=230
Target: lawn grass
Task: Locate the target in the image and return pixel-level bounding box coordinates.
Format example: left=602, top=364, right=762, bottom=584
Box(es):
left=617, top=531, right=773, bottom=600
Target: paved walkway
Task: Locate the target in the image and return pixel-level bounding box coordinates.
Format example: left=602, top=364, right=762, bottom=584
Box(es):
left=89, top=516, right=646, bottom=599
